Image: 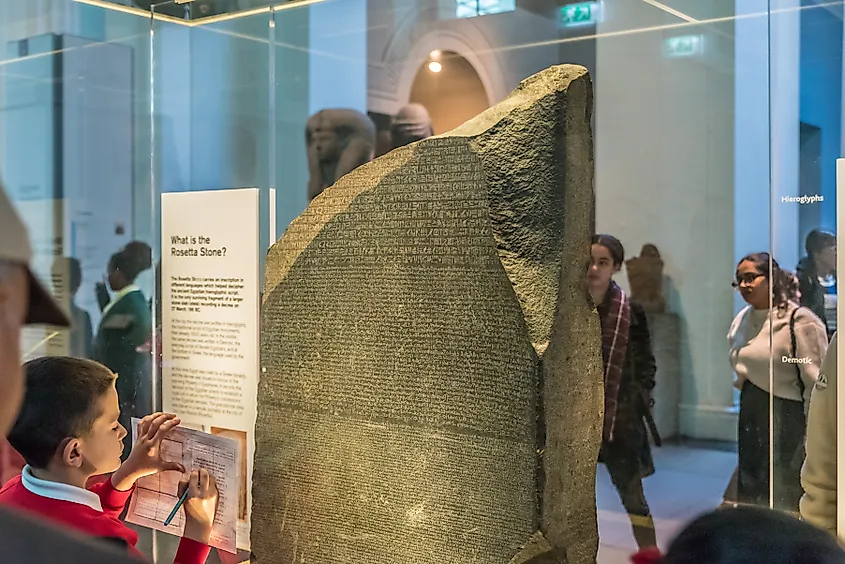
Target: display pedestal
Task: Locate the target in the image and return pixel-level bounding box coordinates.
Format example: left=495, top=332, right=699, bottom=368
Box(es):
left=648, top=312, right=682, bottom=441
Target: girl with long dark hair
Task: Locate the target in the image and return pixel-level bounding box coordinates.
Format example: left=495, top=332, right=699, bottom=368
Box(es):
left=589, top=234, right=658, bottom=549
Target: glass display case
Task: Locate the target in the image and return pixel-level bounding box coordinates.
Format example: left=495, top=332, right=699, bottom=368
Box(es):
left=0, top=0, right=843, bottom=562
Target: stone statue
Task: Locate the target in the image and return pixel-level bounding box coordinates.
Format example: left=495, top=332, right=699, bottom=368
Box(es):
left=626, top=243, right=666, bottom=313
left=256, top=65, right=600, bottom=564
left=306, top=108, right=376, bottom=201
left=391, top=103, right=434, bottom=149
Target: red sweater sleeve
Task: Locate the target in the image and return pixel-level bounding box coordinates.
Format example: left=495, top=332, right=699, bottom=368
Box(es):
left=173, top=537, right=211, bottom=564
left=87, top=478, right=135, bottom=518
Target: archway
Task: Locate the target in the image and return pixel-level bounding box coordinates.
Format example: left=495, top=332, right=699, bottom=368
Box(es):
left=408, top=51, right=489, bottom=135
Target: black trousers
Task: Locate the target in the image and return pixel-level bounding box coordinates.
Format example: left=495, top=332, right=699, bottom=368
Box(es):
left=737, top=380, right=805, bottom=512
left=603, top=453, right=656, bottom=548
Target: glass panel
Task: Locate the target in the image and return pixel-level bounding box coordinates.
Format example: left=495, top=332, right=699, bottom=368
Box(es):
left=149, top=2, right=274, bottom=561
left=268, top=0, right=747, bottom=559
left=4, top=0, right=845, bottom=562
left=595, top=1, right=741, bottom=552
left=787, top=0, right=842, bottom=537
left=0, top=0, right=155, bottom=479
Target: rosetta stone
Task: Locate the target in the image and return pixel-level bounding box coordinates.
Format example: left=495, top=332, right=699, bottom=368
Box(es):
left=254, top=64, right=603, bottom=564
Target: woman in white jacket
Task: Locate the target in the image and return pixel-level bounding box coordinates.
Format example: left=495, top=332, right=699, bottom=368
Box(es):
left=801, top=332, right=838, bottom=538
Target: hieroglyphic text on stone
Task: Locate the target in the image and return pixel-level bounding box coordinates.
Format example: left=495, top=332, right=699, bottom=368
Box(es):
left=254, top=65, right=602, bottom=564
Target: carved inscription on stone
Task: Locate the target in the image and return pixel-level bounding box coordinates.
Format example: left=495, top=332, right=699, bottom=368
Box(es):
left=255, top=65, right=601, bottom=564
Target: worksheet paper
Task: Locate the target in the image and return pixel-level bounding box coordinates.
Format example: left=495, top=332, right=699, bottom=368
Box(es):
left=125, top=419, right=239, bottom=553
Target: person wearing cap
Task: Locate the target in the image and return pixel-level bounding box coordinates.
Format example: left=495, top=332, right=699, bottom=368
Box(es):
left=0, top=180, right=140, bottom=562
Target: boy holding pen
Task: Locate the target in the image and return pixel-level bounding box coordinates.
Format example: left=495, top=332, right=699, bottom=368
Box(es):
left=0, top=356, right=219, bottom=564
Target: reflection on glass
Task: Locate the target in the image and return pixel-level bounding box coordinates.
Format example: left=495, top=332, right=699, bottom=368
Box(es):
left=52, top=257, right=94, bottom=359
left=93, top=242, right=153, bottom=457
left=797, top=230, right=837, bottom=340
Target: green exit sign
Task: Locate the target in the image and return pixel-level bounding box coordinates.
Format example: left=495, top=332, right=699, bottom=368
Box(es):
left=664, top=35, right=703, bottom=58
left=559, top=2, right=600, bottom=28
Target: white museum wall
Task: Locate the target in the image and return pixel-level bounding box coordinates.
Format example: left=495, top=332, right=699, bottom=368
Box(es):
left=596, top=0, right=737, bottom=440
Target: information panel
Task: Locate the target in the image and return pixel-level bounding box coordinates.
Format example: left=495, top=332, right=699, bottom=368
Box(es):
left=161, top=188, right=259, bottom=551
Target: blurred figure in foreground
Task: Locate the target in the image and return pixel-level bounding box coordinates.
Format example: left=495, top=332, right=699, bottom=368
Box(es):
left=632, top=506, right=845, bottom=564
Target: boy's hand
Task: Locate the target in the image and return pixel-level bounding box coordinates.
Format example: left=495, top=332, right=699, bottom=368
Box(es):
left=111, top=413, right=185, bottom=491
left=179, top=469, right=219, bottom=544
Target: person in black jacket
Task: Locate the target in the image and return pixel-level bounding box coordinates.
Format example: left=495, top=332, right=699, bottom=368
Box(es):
left=797, top=229, right=837, bottom=338
left=589, top=234, right=659, bottom=549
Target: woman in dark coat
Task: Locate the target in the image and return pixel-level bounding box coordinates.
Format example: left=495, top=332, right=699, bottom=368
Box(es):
left=589, top=234, right=658, bottom=549
left=93, top=242, right=152, bottom=457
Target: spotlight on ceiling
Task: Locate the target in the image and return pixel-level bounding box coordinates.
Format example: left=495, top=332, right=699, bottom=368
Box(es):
left=428, top=60, right=442, bottom=73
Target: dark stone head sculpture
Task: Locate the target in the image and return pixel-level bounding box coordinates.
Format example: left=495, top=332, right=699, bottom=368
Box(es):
left=391, top=103, right=434, bottom=149
left=306, top=108, right=376, bottom=201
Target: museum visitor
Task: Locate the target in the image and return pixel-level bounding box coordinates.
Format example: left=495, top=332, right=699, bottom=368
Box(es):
left=797, top=229, right=837, bottom=340
left=589, top=234, right=659, bottom=549
left=728, top=252, right=828, bottom=511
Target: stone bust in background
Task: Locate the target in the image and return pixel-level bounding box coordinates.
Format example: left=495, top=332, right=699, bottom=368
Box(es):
left=306, top=109, right=376, bottom=201
left=626, top=243, right=666, bottom=313
left=391, top=103, right=434, bottom=149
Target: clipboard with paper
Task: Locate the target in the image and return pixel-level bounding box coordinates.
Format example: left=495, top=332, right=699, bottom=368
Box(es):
left=124, top=418, right=240, bottom=553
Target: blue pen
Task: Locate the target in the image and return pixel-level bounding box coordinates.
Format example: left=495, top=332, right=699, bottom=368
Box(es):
left=163, top=489, right=190, bottom=527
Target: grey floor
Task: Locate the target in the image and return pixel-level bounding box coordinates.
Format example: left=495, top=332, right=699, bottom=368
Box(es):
left=597, top=444, right=736, bottom=563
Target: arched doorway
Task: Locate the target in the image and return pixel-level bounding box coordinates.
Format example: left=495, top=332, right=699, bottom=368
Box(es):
left=409, top=51, right=489, bottom=135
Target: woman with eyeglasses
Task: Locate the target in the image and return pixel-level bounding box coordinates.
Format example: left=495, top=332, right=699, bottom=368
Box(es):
left=728, top=252, right=828, bottom=511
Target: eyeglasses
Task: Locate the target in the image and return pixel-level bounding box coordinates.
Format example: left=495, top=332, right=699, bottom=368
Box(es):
left=732, top=273, right=765, bottom=288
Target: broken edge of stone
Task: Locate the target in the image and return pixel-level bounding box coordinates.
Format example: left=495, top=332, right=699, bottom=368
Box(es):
left=440, top=64, right=590, bottom=141
left=510, top=531, right=567, bottom=564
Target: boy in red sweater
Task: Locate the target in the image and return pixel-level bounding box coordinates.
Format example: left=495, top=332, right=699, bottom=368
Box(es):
left=0, top=356, right=219, bottom=564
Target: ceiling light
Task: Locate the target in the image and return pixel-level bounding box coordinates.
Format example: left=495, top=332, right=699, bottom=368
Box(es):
left=428, top=61, right=442, bottom=73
